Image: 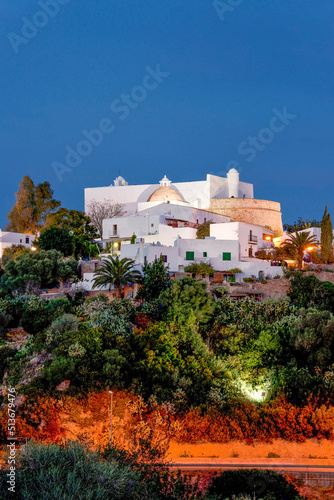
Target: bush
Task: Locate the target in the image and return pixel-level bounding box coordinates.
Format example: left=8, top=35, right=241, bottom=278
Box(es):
left=38, top=227, right=75, bottom=256
left=0, top=440, right=142, bottom=499
left=46, top=313, right=80, bottom=347
left=206, top=469, right=303, bottom=499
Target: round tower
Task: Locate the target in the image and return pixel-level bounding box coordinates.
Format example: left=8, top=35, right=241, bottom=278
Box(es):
left=227, top=168, right=239, bottom=198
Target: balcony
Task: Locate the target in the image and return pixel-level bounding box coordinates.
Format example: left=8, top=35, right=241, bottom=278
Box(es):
left=248, top=234, right=258, bottom=244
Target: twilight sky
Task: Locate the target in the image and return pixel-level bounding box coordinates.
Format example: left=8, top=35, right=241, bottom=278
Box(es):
left=1, top=0, right=334, bottom=228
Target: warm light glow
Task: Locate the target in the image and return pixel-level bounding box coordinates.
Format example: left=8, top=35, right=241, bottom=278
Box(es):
left=236, top=379, right=271, bottom=403
left=265, top=236, right=271, bottom=241
left=307, top=246, right=314, bottom=251
left=31, top=246, right=37, bottom=251
left=113, top=242, right=118, bottom=248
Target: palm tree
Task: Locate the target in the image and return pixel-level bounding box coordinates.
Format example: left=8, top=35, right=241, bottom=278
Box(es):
left=92, top=256, right=141, bottom=297
left=281, top=230, right=319, bottom=268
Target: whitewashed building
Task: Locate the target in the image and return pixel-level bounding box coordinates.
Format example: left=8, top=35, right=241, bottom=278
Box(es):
left=0, top=230, right=34, bottom=258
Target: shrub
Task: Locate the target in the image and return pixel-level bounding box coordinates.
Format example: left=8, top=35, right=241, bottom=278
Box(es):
left=46, top=313, right=80, bottom=347
left=0, top=440, right=142, bottom=499
left=206, top=469, right=303, bottom=499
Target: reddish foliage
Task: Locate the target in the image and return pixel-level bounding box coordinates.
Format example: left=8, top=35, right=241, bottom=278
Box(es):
left=1, top=394, right=333, bottom=446
left=174, top=399, right=334, bottom=443
left=133, top=312, right=153, bottom=329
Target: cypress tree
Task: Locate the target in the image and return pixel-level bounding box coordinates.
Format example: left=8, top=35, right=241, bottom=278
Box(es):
left=321, top=206, right=333, bottom=264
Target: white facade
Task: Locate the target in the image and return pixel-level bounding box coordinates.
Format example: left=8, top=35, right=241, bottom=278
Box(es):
left=120, top=238, right=283, bottom=280
left=85, top=172, right=254, bottom=216
left=211, top=222, right=274, bottom=259
left=0, top=230, right=34, bottom=258
left=102, top=203, right=229, bottom=246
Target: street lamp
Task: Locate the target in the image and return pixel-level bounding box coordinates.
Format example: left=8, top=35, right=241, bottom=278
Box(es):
left=108, top=391, right=113, bottom=447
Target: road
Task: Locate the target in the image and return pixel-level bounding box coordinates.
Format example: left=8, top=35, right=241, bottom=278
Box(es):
left=169, top=463, right=334, bottom=487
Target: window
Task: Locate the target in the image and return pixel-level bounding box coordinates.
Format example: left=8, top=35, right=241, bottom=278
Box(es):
left=20, top=239, right=22, bottom=243
left=144, top=256, right=147, bottom=264
left=186, top=251, right=194, bottom=260
left=203, top=252, right=207, bottom=257
left=113, top=224, right=117, bottom=236
left=26, top=237, right=29, bottom=244
left=223, top=252, right=231, bottom=261
left=151, top=223, right=154, bottom=228
left=161, top=255, right=167, bottom=263
left=204, top=218, right=206, bottom=223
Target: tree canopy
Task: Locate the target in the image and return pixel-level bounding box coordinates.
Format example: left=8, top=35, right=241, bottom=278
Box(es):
left=0, top=249, right=75, bottom=292
left=5, top=176, right=60, bottom=234
left=136, top=257, right=170, bottom=302
left=38, top=227, right=75, bottom=257
left=321, top=206, right=333, bottom=264
left=92, top=256, right=141, bottom=297
left=45, top=208, right=98, bottom=257
left=283, top=217, right=321, bottom=233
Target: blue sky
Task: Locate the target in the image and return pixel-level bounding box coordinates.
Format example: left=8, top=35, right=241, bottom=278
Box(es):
left=1, top=0, right=334, bottom=228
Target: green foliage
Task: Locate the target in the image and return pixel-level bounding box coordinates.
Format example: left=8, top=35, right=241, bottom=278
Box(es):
left=161, top=277, right=214, bottom=327
left=45, top=313, right=80, bottom=348
left=184, top=263, right=214, bottom=274
left=38, top=226, right=75, bottom=256
left=132, top=320, right=224, bottom=404
left=0, top=440, right=142, bottom=500
left=0, top=249, right=75, bottom=292
left=284, top=216, right=321, bottom=233
left=288, top=271, right=334, bottom=312
left=45, top=207, right=99, bottom=258
left=321, top=206, right=333, bottom=264
left=0, top=346, right=17, bottom=380
left=289, top=308, right=334, bottom=372
left=1, top=244, right=31, bottom=267
left=92, top=256, right=141, bottom=297
left=207, top=469, right=303, bottom=499
left=0, top=295, right=73, bottom=337
left=196, top=220, right=212, bottom=239
left=137, top=257, right=170, bottom=302
left=130, top=233, right=137, bottom=244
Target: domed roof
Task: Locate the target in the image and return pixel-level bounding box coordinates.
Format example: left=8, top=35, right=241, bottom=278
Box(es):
left=147, top=176, right=184, bottom=202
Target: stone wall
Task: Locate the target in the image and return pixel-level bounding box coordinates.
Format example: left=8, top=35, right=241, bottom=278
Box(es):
left=209, top=198, right=283, bottom=234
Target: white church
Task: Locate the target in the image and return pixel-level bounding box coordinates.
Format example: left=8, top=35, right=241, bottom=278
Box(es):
left=84, top=170, right=284, bottom=280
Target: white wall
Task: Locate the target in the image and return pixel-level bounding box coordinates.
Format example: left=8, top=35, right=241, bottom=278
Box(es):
left=143, top=225, right=197, bottom=246
left=85, top=173, right=254, bottom=215
left=0, top=231, right=34, bottom=258
left=211, top=222, right=274, bottom=259
left=208, top=174, right=254, bottom=200
left=137, top=203, right=229, bottom=224
left=177, top=238, right=240, bottom=271
left=103, top=214, right=164, bottom=240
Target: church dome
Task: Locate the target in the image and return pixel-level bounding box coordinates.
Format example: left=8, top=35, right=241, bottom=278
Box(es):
left=147, top=176, right=184, bottom=202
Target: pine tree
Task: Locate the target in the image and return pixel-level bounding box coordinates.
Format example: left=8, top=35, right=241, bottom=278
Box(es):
left=321, top=206, right=333, bottom=264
